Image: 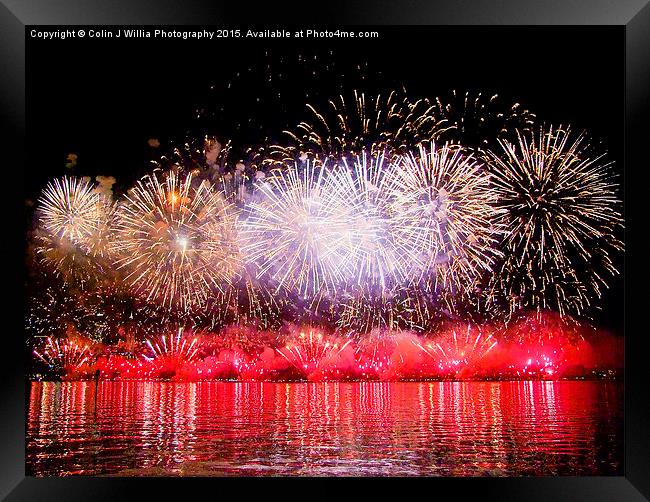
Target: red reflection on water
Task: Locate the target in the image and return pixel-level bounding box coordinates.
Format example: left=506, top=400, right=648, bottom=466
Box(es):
left=27, top=380, right=622, bottom=476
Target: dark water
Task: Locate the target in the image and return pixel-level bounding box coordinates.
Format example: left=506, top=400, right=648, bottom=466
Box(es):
left=26, top=380, right=622, bottom=476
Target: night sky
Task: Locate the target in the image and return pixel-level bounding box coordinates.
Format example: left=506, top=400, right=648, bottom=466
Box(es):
left=26, top=26, right=624, bottom=332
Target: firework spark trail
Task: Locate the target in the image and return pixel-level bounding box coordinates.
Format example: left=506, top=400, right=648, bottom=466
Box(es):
left=269, top=90, right=444, bottom=165
left=210, top=277, right=285, bottom=330
left=486, top=126, right=623, bottom=318
left=336, top=285, right=433, bottom=333
left=276, top=328, right=352, bottom=376
left=114, top=170, right=242, bottom=311
left=419, top=324, right=498, bottom=373
left=34, top=337, right=93, bottom=371
left=353, top=329, right=400, bottom=376
left=155, top=135, right=255, bottom=205
left=433, top=90, right=537, bottom=149
left=144, top=328, right=200, bottom=363
left=154, top=136, right=234, bottom=179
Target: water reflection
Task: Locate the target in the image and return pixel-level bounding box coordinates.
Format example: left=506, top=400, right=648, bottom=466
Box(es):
left=27, top=381, right=622, bottom=476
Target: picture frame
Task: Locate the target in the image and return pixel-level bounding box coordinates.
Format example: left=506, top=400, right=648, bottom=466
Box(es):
left=2, top=0, right=648, bottom=499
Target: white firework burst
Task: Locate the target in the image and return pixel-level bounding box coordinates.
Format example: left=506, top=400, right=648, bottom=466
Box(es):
left=114, top=169, right=241, bottom=311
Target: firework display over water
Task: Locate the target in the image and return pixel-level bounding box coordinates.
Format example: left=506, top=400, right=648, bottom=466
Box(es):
left=26, top=28, right=624, bottom=383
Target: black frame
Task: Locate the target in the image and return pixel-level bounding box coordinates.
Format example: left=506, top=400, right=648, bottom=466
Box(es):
left=2, top=1, right=648, bottom=500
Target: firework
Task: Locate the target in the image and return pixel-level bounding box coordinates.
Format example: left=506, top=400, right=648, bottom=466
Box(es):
left=351, top=329, right=438, bottom=379
left=276, top=327, right=351, bottom=377
left=153, top=136, right=230, bottom=175
left=198, top=277, right=285, bottom=330
left=33, top=231, right=103, bottom=285
left=26, top=269, right=182, bottom=349
left=336, top=285, right=433, bottom=333
left=27, top=84, right=624, bottom=372
left=239, top=160, right=360, bottom=301
left=114, top=170, right=241, bottom=311
left=35, top=177, right=116, bottom=281
left=387, top=141, right=503, bottom=298
left=433, top=90, right=536, bottom=149
left=419, top=324, right=498, bottom=375
left=323, top=151, right=412, bottom=292
left=151, top=136, right=258, bottom=203
left=268, top=89, right=443, bottom=165
left=85, top=201, right=116, bottom=260
left=144, top=328, right=200, bottom=363
left=34, top=319, right=620, bottom=381
left=26, top=281, right=113, bottom=342
left=486, top=126, right=623, bottom=318
left=489, top=312, right=595, bottom=378
left=34, top=337, right=93, bottom=373
left=37, top=176, right=109, bottom=245
left=353, top=329, right=400, bottom=377
left=202, top=324, right=270, bottom=354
